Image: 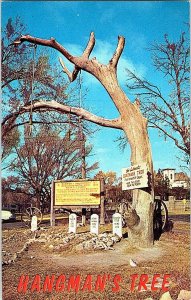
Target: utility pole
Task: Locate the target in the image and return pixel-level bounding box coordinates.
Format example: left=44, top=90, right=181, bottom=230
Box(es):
left=100, top=177, right=105, bottom=225
left=79, top=117, right=86, bottom=180
left=81, top=126, right=87, bottom=225
left=78, top=72, right=87, bottom=226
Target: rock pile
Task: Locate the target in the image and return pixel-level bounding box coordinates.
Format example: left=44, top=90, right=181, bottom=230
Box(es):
left=75, top=232, right=121, bottom=251
left=38, top=231, right=121, bottom=252
left=2, top=228, right=122, bottom=265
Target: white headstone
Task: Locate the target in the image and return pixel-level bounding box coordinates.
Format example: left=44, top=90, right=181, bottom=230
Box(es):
left=31, top=216, right=38, bottom=232
left=90, top=214, right=99, bottom=235
left=68, top=213, right=77, bottom=234
left=112, top=213, right=122, bottom=237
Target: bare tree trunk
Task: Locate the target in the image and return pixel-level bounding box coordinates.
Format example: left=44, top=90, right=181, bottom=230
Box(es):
left=99, top=74, right=154, bottom=247
left=35, top=193, right=41, bottom=209
left=122, top=101, right=154, bottom=247
left=123, top=120, right=154, bottom=247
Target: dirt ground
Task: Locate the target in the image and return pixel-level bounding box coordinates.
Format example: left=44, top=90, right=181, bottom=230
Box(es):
left=2, top=221, right=190, bottom=300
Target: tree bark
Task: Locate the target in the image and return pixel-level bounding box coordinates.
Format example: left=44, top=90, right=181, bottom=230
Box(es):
left=92, top=70, right=154, bottom=247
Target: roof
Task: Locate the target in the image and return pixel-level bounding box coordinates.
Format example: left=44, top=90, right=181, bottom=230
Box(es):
left=174, top=172, right=189, bottom=181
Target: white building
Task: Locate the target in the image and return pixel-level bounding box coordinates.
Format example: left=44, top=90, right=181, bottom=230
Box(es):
left=162, top=168, right=189, bottom=189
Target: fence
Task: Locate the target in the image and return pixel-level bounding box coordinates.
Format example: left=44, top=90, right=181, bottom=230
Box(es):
left=165, top=197, right=190, bottom=213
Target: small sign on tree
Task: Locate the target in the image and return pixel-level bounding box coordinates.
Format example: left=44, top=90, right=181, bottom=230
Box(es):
left=122, top=163, right=148, bottom=190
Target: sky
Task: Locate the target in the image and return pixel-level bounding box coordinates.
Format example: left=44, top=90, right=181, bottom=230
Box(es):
left=2, top=1, right=190, bottom=177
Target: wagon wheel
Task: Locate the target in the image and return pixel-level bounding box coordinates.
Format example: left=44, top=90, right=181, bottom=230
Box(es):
left=153, top=199, right=168, bottom=238
left=160, top=200, right=168, bottom=231
left=22, top=206, right=43, bottom=227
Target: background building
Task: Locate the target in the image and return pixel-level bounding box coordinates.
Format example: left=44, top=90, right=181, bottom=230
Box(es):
left=162, top=168, right=189, bottom=189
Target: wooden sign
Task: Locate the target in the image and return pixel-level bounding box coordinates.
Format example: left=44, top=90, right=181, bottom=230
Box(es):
left=122, top=163, right=148, bottom=190
left=54, top=180, right=101, bottom=206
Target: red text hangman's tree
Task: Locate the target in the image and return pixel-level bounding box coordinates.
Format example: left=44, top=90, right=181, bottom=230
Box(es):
left=14, top=32, right=154, bottom=247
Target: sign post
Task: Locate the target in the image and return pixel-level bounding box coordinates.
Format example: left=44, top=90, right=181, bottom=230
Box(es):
left=82, top=208, right=86, bottom=226
left=100, top=178, right=105, bottom=225
left=50, top=181, right=55, bottom=226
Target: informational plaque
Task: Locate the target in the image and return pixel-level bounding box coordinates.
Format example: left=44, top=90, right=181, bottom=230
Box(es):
left=122, top=163, right=148, bottom=190
left=54, top=180, right=101, bottom=206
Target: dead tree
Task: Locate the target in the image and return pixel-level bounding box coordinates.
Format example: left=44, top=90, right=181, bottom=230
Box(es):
left=13, top=32, right=154, bottom=247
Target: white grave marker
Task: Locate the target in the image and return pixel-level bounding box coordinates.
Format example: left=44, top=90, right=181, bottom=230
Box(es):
left=90, top=214, right=99, bottom=235
left=112, top=213, right=122, bottom=237
left=69, top=213, right=77, bottom=234
left=31, top=216, right=38, bottom=232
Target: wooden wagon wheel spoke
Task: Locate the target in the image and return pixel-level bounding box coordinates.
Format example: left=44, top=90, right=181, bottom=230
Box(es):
left=160, top=200, right=168, bottom=231
left=153, top=199, right=168, bottom=240
left=22, top=206, right=43, bottom=227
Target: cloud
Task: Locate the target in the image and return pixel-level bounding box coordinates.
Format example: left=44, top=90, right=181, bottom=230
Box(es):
left=64, top=43, right=83, bottom=56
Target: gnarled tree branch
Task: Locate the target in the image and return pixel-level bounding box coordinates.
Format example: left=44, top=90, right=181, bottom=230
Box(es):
left=20, top=100, right=123, bottom=130
left=59, top=31, right=95, bottom=82
left=15, top=32, right=126, bottom=83
left=59, top=57, right=80, bottom=82
left=16, top=33, right=96, bottom=80
left=109, top=36, right=125, bottom=69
